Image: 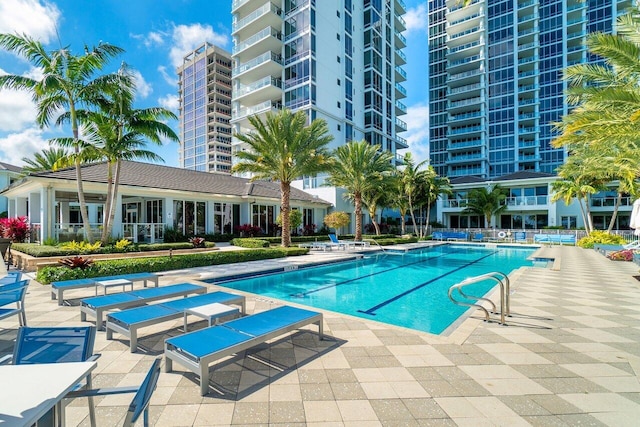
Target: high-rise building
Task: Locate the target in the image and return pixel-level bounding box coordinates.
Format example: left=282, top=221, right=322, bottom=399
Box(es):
left=231, top=0, right=408, bottom=187
left=178, top=43, right=233, bottom=173
left=428, top=0, right=632, bottom=180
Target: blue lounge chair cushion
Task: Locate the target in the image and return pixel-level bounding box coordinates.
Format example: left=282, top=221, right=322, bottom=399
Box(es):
left=224, top=306, right=318, bottom=337
left=109, top=305, right=178, bottom=327
left=127, top=284, right=201, bottom=299
left=81, top=293, right=141, bottom=309
left=52, top=278, right=95, bottom=289
left=160, top=291, right=240, bottom=311
left=166, top=326, right=252, bottom=359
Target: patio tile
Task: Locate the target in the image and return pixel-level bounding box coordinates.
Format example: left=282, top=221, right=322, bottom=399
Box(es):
left=337, top=400, right=379, bottom=421
left=302, top=400, right=342, bottom=422
left=231, top=402, right=270, bottom=424
left=269, top=401, right=306, bottom=423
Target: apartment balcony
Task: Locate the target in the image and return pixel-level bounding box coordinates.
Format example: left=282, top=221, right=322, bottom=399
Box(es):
left=447, top=40, right=482, bottom=60
left=448, top=110, right=482, bottom=125
left=232, top=3, right=282, bottom=39
left=518, top=97, right=539, bottom=108
left=395, top=82, right=407, bottom=99
left=232, top=51, right=283, bottom=82
left=517, top=27, right=538, bottom=38
left=449, top=82, right=484, bottom=100
left=518, top=84, right=537, bottom=94
left=231, top=100, right=283, bottom=126
left=518, top=154, right=541, bottom=162
left=448, top=53, right=482, bottom=71
left=518, top=69, right=537, bottom=80
left=518, top=139, right=537, bottom=148
left=447, top=0, right=481, bottom=17
left=518, top=0, right=536, bottom=10
left=505, top=195, right=547, bottom=207
left=448, top=68, right=482, bottom=85
left=518, top=112, right=537, bottom=121
left=395, top=65, right=407, bottom=82
left=395, top=48, right=407, bottom=65
left=395, top=117, right=407, bottom=132
left=284, top=0, right=311, bottom=18
left=517, top=13, right=537, bottom=24
left=448, top=96, right=483, bottom=112
left=395, top=100, right=407, bottom=115
left=447, top=11, right=483, bottom=37
left=448, top=26, right=481, bottom=43
left=567, top=29, right=586, bottom=40
left=234, top=76, right=283, bottom=104
left=518, top=126, right=539, bottom=135
left=448, top=125, right=483, bottom=137
left=395, top=30, right=406, bottom=48
left=395, top=135, right=409, bottom=149
left=447, top=152, right=485, bottom=165
left=232, top=26, right=282, bottom=59
left=566, top=17, right=586, bottom=27
left=395, top=0, right=406, bottom=14
left=395, top=13, right=406, bottom=31
left=448, top=166, right=483, bottom=177
left=567, top=1, right=587, bottom=13
left=232, top=0, right=278, bottom=14
left=448, top=138, right=484, bottom=151
left=518, top=41, right=538, bottom=52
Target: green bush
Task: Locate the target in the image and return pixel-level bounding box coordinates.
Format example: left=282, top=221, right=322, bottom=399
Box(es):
left=138, top=242, right=195, bottom=251
left=342, top=234, right=397, bottom=240
left=374, top=237, right=419, bottom=246
left=256, top=236, right=330, bottom=244
left=12, top=241, right=215, bottom=257
left=577, top=230, right=626, bottom=249
left=12, top=243, right=76, bottom=257
left=230, top=238, right=270, bottom=248
left=36, top=247, right=308, bottom=284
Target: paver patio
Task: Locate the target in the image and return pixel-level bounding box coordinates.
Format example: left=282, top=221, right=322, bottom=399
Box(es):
left=1, top=244, right=640, bottom=426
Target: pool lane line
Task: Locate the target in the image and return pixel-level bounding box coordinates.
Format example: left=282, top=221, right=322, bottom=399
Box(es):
left=357, top=250, right=499, bottom=316
left=290, top=247, right=470, bottom=298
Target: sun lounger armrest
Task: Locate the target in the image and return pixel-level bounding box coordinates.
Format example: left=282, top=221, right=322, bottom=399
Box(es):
left=66, top=385, right=139, bottom=399
left=0, top=354, right=12, bottom=365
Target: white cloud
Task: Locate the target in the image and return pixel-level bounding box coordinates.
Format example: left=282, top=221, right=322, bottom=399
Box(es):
left=132, top=31, right=165, bottom=48
left=157, top=65, right=178, bottom=86
left=0, top=67, right=38, bottom=132
left=402, top=103, right=430, bottom=162
left=168, top=24, right=228, bottom=68
left=158, top=94, right=179, bottom=112
left=131, top=70, right=152, bottom=99
left=404, top=3, right=428, bottom=34
left=0, top=0, right=60, bottom=44
left=0, top=128, right=50, bottom=165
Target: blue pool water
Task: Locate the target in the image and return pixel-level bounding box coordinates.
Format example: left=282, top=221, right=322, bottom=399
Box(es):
left=211, top=245, right=536, bottom=335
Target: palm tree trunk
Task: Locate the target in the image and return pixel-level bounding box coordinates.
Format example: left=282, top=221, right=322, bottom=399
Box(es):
left=280, top=182, right=291, bottom=247
left=607, top=192, right=622, bottom=233
left=576, top=198, right=590, bottom=234
left=369, top=207, right=381, bottom=235
left=104, top=160, right=122, bottom=243
left=400, top=208, right=406, bottom=235
left=425, top=204, right=432, bottom=237
left=101, top=161, right=114, bottom=243
left=408, top=196, right=418, bottom=237
left=71, top=108, right=93, bottom=242
left=585, top=195, right=594, bottom=233
left=355, top=192, right=363, bottom=241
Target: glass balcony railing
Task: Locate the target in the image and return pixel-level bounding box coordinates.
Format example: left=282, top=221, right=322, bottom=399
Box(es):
left=395, top=118, right=407, bottom=131
left=235, top=76, right=282, bottom=97
left=232, top=3, right=282, bottom=32
left=233, top=51, right=282, bottom=75
left=395, top=65, right=407, bottom=79
left=395, top=83, right=407, bottom=96
left=233, top=100, right=282, bottom=119
left=233, top=27, right=281, bottom=54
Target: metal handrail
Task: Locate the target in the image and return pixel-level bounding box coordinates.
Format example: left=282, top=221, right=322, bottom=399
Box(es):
left=448, top=271, right=510, bottom=324
left=365, top=238, right=386, bottom=253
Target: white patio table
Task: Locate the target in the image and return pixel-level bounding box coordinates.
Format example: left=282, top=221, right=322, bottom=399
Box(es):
left=0, top=361, right=97, bottom=427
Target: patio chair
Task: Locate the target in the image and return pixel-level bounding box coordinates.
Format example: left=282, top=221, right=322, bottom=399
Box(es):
left=65, top=357, right=161, bottom=427
left=329, top=233, right=368, bottom=248
left=471, top=232, right=484, bottom=242
left=0, top=271, right=22, bottom=285
left=0, top=279, right=29, bottom=326
left=514, top=231, right=527, bottom=243
left=165, top=305, right=323, bottom=395
left=0, top=326, right=98, bottom=427
left=0, top=239, right=11, bottom=269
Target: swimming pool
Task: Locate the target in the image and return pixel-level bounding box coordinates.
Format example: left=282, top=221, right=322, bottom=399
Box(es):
left=210, top=245, right=536, bottom=335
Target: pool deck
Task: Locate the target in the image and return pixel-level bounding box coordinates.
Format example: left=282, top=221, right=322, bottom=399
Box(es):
left=1, top=244, right=640, bottom=426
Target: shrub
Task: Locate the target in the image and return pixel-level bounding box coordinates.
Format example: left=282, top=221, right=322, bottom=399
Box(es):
left=189, top=236, right=206, bottom=248
left=58, top=256, right=94, bottom=269
left=138, top=242, right=194, bottom=251
left=235, top=224, right=262, bottom=237
left=608, top=249, right=634, bottom=261
left=302, top=224, right=316, bottom=236
left=230, top=238, right=270, bottom=248
left=42, top=237, right=58, bottom=246
left=0, top=216, right=31, bottom=242
left=373, top=237, right=419, bottom=246
left=577, top=230, right=626, bottom=249
left=163, top=227, right=188, bottom=243
left=114, top=239, right=133, bottom=252
left=60, top=240, right=102, bottom=254
left=36, top=247, right=308, bottom=284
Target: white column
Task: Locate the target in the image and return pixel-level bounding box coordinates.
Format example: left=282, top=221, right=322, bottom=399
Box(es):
left=39, top=187, right=54, bottom=242
left=28, top=192, right=41, bottom=242
left=113, top=193, right=123, bottom=238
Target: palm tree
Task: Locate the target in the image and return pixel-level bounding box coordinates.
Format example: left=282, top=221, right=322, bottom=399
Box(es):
left=400, top=153, right=431, bottom=236
left=388, top=172, right=410, bottom=235
left=326, top=140, right=394, bottom=241
left=0, top=33, right=125, bottom=241
left=232, top=109, right=333, bottom=247
left=360, top=175, right=394, bottom=235
left=20, top=147, right=71, bottom=175
left=464, top=185, right=508, bottom=228
left=421, top=172, right=451, bottom=237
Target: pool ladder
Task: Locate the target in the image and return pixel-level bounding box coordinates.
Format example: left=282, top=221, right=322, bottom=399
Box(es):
left=448, top=271, right=510, bottom=325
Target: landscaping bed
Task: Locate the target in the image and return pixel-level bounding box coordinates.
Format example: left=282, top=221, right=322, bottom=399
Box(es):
left=35, top=247, right=309, bottom=284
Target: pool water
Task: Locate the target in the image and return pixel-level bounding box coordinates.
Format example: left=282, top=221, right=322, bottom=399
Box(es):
left=211, top=245, right=536, bottom=335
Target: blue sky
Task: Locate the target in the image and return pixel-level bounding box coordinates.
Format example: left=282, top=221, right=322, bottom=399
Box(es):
left=0, top=0, right=429, bottom=167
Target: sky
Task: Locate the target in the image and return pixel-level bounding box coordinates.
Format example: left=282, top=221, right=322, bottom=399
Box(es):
left=0, top=0, right=429, bottom=168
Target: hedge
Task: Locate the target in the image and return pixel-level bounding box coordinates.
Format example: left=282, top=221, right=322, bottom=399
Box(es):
left=375, top=237, right=419, bottom=246
left=36, top=247, right=309, bottom=284
left=229, top=238, right=271, bottom=248
left=254, top=236, right=330, bottom=244
left=12, top=241, right=215, bottom=257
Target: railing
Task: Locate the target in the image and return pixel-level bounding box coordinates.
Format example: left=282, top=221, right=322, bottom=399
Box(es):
left=236, top=76, right=282, bottom=97
left=233, top=27, right=281, bottom=54
left=233, top=52, right=283, bottom=75
left=232, top=3, right=281, bottom=33
left=55, top=224, right=102, bottom=242
left=395, top=65, right=407, bottom=79
left=591, top=196, right=632, bottom=207
left=448, top=272, right=510, bottom=325
left=505, top=195, right=548, bottom=206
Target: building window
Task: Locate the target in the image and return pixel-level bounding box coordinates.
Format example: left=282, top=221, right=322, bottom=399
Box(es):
left=337, top=56, right=341, bottom=63
left=337, top=78, right=341, bottom=86
left=337, top=101, right=341, bottom=108
left=561, top=216, right=577, bottom=229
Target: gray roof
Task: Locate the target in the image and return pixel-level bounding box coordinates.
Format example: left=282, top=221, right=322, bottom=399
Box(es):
left=449, top=176, right=486, bottom=185
left=0, top=162, right=22, bottom=173
left=29, top=161, right=331, bottom=204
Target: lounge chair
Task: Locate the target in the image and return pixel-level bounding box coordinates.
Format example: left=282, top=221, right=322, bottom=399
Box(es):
left=51, top=272, right=160, bottom=305
left=0, top=279, right=29, bottom=326
left=595, top=240, right=640, bottom=255
left=472, top=233, right=484, bottom=242
left=514, top=231, right=527, bottom=243
left=164, top=305, right=323, bottom=395
left=106, top=291, right=246, bottom=352
left=80, top=283, right=207, bottom=330
left=0, top=326, right=98, bottom=426
left=329, top=233, right=369, bottom=248
left=66, top=357, right=162, bottom=427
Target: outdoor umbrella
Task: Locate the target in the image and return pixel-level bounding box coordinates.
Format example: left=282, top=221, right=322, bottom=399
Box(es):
left=630, top=199, right=640, bottom=236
